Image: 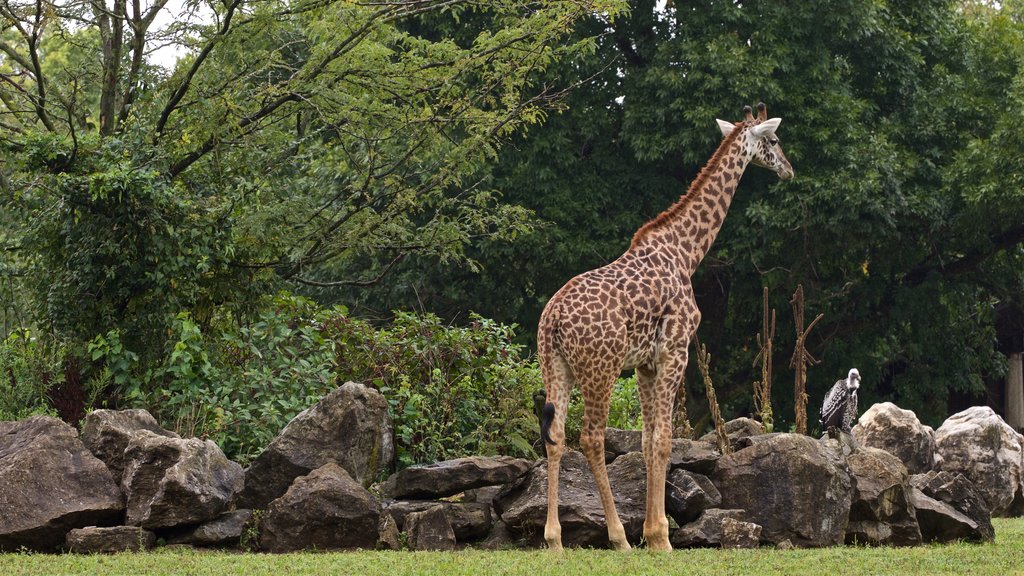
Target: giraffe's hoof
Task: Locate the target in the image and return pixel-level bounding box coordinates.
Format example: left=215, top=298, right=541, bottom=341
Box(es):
left=646, top=538, right=672, bottom=552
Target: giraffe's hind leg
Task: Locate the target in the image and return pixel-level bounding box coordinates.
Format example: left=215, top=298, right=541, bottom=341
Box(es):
left=541, top=351, right=574, bottom=552
left=578, top=368, right=631, bottom=550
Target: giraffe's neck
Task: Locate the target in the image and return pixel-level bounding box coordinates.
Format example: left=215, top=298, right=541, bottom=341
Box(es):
left=630, top=129, right=751, bottom=277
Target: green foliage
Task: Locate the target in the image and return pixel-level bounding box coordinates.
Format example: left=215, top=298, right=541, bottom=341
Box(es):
left=0, top=330, right=61, bottom=421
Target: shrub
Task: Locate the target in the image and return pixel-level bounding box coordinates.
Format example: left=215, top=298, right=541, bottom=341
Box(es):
left=0, top=329, right=62, bottom=421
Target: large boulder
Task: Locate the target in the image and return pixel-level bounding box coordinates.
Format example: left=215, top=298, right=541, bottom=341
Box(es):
left=0, top=416, right=124, bottom=551
left=665, top=469, right=721, bottom=525
left=81, top=409, right=177, bottom=481
left=236, top=382, right=393, bottom=509
left=933, top=406, right=1024, bottom=516
left=258, top=463, right=382, bottom=552
left=122, top=430, right=243, bottom=529
left=604, top=428, right=642, bottom=461
left=669, top=439, right=721, bottom=475
left=65, top=526, right=156, bottom=553
left=910, top=471, right=994, bottom=542
left=711, top=433, right=852, bottom=547
left=845, top=446, right=921, bottom=546
left=404, top=506, right=457, bottom=551
left=720, top=518, right=762, bottom=549
left=852, top=402, right=935, bottom=474
left=165, top=509, right=253, bottom=547
left=494, top=450, right=648, bottom=548
left=381, top=456, right=533, bottom=500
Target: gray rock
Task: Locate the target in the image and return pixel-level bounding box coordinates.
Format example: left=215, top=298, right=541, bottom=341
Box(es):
left=385, top=500, right=492, bottom=542
left=463, top=485, right=502, bottom=506
left=665, top=469, right=721, bottom=525
left=237, top=382, right=394, bottom=509
left=494, top=451, right=648, bottom=548
left=404, top=506, right=457, bottom=551
left=477, top=520, right=518, bottom=550
left=0, top=416, right=124, bottom=552
left=910, top=471, right=994, bottom=542
left=720, top=517, right=762, bottom=549
left=66, top=526, right=156, bottom=553
left=165, top=510, right=253, bottom=547
left=382, top=456, right=533, bottom=500
left=845, top=447, right=921, bottom=546
left=669, top=438, right=721, bottom=474
left=81, top=409, right=177, bottom=481
left=670, top=509, right=747, bottom=548
left=712, top=433, right=852, bottom=547
left=377, top=513, right=401, bottom=550
left=852, top=402, right=935, bottom=474
left=604, top=428, right=642, bottom=460
left=259, top=463, right=382, bottom=552
left=933, top=406, right=1024, bottom=516
left=699, top=418, right=765, bottom=451
left=122, top=430, right=243, bottom=530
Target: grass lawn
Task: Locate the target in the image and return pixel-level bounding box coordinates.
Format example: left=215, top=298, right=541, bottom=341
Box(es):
left=3, top=518, right=1023, bottom=576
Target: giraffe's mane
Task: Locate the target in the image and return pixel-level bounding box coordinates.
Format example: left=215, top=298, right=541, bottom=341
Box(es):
left=630, top=123, right=744, bottom=247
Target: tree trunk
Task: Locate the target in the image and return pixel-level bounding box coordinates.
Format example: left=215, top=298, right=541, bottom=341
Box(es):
left=1006, top=352, right=1024, bottom=431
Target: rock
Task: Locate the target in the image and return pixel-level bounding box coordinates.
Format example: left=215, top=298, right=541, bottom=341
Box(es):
left=165, top=510, right=253, bottom=547
left=700, top=418, right=765, bottom=451
left=712, top=433, right=852, bottom=547
left=494, top=451, right=648, bottom=548
left=669, top=509, right=747, bottom=548
left=404, top=506, right=457, bottom=551
left=259, top=463, right=382, bottom=552
left=933, top=406, right=1024, bottom=516
left=65, top=526, right=156, bottom=553
left=0, top=416, right=124, bottom=552
left=385, top=500, right=492, bottom=542
left=382, top=456, right=533, bottom=500
left=776, top=539, right=795, bottom=550
left=477, top=520, right=518, bottom=550
left=665, top=469, right=721, bottom=525
left=910, top=471, right=994, bottom=542
left=669, top=439, right=721, bottom=474
left=377, top=513, right=401, bottom=550
left=720, top=518, right=762, bottom=549
left=845, top=447, right=921, bottom=546
left=122, top=430, right=243, bottom=530
left=237, top=382, right=394, bottom=509
left=81, top=409, right=177, bottom=481
left=852, top=402, right=935, bottom=474
left=604, top=428, right=642, bottom=460
left=463, top=485, right=503, bottom=506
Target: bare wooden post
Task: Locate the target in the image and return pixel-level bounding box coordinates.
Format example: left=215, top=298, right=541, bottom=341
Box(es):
left=697, top=342, right=730, bottom=454
left=789, top=285, right=824, bottom=435
left=1007, top=352, right=1024, bottom=431
left=753, top=287, right=776, bottom=432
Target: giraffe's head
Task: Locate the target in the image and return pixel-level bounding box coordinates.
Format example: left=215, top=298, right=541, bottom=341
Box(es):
left=715, top=102, right=794, bottom=181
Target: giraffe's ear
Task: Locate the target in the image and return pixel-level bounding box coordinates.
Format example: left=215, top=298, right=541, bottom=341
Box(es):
left=750, top=118, right=782, bottom=138
left=716, top=119, right=736, bottom=136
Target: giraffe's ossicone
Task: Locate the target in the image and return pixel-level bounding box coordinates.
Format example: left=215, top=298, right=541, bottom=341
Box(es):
left=537, top=103, right=793, bottom=552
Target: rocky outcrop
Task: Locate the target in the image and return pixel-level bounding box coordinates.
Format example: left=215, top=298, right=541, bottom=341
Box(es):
left=236, top=382, right=394, bottom=509
left=494, top=451, right=648, bottom=548
left=910, top=471, right=994, bottom=543
left=0, top=416, right=124, bottom=552
left=665, top=469, right=721, bottom=525
left=933, top=406, right=1024, bottom=516
left=852, top=403, right=935, bottom=474
left=381, top=456, right=532, bottom=500
left=65, top=526, right=156, bottom=553
left=122, top=430, right=243, bottom=529
left=712, top=433, right=852, bottom=547
left=404, top=506, right=457, bottom=551
left=845, top=447, right=921, bottom=546
left=81, top=409, right=177, bottom=481
left=259, top=463, right=382, bottom=552
left=670, top=509, right=747, bottom=548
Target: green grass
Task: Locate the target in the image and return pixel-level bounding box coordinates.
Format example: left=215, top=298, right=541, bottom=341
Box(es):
left=3, top=519, right=1024, bottom=576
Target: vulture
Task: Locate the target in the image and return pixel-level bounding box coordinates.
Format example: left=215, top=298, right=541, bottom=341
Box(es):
left=820, top=368, right=861, bottom=433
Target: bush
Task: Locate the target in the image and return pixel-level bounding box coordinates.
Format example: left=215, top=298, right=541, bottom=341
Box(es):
left=0, top=329, right=61, bottom=421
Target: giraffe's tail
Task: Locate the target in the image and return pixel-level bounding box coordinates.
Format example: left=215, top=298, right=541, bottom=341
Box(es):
left=540, top=402, right=556, bottom=446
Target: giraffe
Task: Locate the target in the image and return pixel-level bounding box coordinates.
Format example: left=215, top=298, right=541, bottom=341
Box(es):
left=537, top=103, right=793, bottom=551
